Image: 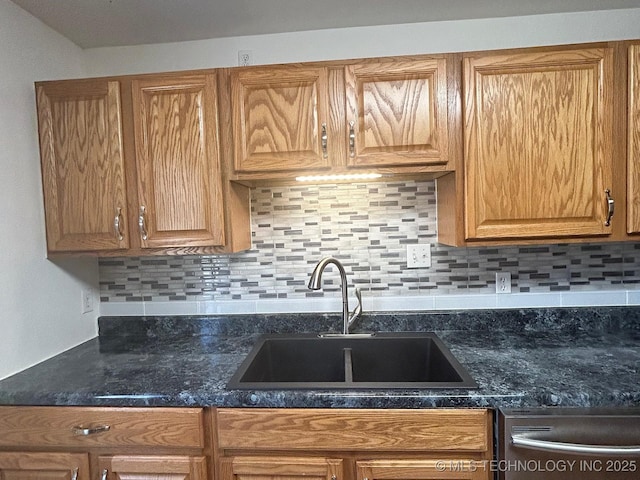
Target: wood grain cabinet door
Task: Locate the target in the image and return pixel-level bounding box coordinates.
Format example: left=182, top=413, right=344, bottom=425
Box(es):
left=357, top=459, right=488, bottom=480
left=231, top=66, right=331, bottom=173
left=464, top=47, right=614, bottom=240
left=132, top=73, right=225, bottom=248
left=36, top=79, right=129, bottom=252
left=0, top=452, right=90, bottom=480
left=345, top=57, right=449, bottom=168
left=628, top=44, right=640, bottom=233
left=99, top=456, right=207, bottom=480
left=219, top=456, right=343, bottom=480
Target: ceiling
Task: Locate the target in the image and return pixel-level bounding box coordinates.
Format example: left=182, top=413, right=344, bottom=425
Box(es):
left=11, top=0, right=640, bottom=49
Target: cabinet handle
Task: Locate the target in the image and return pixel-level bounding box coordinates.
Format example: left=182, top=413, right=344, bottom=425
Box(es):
left=72, top=424, right=111, bottom=436
left=114, top=207, right=124, bottom=241
left=605, top=189, right=614, bottom=226
left=71, top=468, right=79, bottom=480
left=349, top=121, right=356, bottom=158
left=101, top=469, right=108, bottom=480
left=138, top=206, right=148, bottom=240
left=321, top=123, right=328, bottom=159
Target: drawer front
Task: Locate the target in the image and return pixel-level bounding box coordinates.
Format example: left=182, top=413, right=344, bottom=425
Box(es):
left=0, top=406, right=204, bottom=448
left=216, top=408, right=490, bottom=452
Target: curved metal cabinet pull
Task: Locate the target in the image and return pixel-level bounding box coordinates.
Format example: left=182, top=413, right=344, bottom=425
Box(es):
left=71, top=468, right=79, bottom=480
left=72, top=424, right=111, bottom=436
left=348, top=121, right=356, bottom=158
left=321, top=123, right=328, bottom=159
left=138, top=206, right=148, bottom=240
left=114, top=207, right=124, bottom=241
left=605, top=189, right=614, bottom=226
left=101, top=469, right=108, bottom=480
left=512, top=433, right=640, bottom=455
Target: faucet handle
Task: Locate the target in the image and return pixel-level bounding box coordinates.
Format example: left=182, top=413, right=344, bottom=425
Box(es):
left=348, top=288, right=363, bottom=331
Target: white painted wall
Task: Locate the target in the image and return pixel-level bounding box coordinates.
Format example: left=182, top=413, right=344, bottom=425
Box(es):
left=85, top=8, right=640, bottom=76
left=0, top=0, right=98, bottom=380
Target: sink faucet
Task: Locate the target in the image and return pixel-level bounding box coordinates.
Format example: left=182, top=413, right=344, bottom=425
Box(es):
left=308, top=257, right=363, bottom=334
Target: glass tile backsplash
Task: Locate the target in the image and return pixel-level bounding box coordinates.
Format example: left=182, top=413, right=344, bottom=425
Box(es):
left=98, top=180, right=640, bottom=303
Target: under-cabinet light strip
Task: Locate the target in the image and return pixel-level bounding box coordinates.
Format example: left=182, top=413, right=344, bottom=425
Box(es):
left=295, top=173, right=383, bottom=182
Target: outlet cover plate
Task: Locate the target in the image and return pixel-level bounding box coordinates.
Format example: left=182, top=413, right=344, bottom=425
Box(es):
left=496, top=272, right=512, bottom=294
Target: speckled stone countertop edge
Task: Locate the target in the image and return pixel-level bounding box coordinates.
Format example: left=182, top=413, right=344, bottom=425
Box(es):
left=0, top=306, right=638, bottom=409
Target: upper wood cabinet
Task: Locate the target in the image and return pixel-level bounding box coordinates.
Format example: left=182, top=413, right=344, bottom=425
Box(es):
left=231, top=65, right=331, bottom=173
left=462, top=47, right=615, bottom=241
left=229, top=56, right=453, bottom=183
left=628, top=44, right=640, bottom=234
left=36, top=72, right=251, bottom=256
left=37, top=79, right=129, bottom=252
left=132, top=73, right=225, bottom=248
left=345, top=57, right=449, bottom=168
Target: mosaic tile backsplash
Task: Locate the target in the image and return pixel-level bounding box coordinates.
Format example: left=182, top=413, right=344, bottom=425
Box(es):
left=98, top=180, right=640, bottom=303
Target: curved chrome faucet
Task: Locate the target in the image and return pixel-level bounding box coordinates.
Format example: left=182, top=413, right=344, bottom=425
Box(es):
left=308, top=257, right=363, bottom=334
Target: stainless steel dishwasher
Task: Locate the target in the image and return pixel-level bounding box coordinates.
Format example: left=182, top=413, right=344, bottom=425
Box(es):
left=498, top=408, right=640, bottom=479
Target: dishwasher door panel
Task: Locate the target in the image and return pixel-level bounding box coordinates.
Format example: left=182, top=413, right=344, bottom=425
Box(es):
left=498, top=409, right=640, bottom=480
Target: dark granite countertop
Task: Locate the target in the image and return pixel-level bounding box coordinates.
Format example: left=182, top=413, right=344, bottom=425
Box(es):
left=0, top=308, right=638, bottom=409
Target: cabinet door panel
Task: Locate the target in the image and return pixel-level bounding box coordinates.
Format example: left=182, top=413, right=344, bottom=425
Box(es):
left=37, top=80, right=129, bottom=252
left=0, top=452, right=90, bottom=480
left=357, top=459, right=487, bottom=480
left=464, top=48, right=613, bottom=240
left=628, top=44, right=640, bottom=233
left=220, top=456, right=343, bottom=480
left=231, top=66, right=331, bottom=173
left=133, top=74, right=225, bottom=248
left=99, top=455, right=207, bottom=480
left=345, top=58, right=449, bottom=167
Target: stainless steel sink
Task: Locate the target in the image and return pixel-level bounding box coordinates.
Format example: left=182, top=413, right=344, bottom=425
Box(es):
left=227, top=332, right=477, bottom=389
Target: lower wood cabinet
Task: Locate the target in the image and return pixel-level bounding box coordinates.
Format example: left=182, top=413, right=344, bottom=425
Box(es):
left=99, top=455, right=208, bottom=480
left=0, top=407, right=209, bottom=480
left=215, top=409, right=493, bottom=480
left=0, top=407, right=493, bottom=480
left=220, top=456, right=343, bottom=480
left=0, top=452, right=90, bottom=480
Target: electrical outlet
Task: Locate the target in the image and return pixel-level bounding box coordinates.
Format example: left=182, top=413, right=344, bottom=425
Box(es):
left=407, top=244, right=431, bottom=268
left=238, top=50, right=253, bottom=66
left=81, top=289, right=94, bottom=313
left=495, top=272, right=512, bottom=294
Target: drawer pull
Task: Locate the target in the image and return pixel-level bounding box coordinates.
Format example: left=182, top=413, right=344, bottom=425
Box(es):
left=321, top=123, right=328, bottom=159
left=114, top=207, right=124, bottom=241
left=605, top=189, right=614, bottom=226
left=101, top=469, right=108, bottom=480
left=71, top=468, right=79, bottom=480
left=138, top=205, right=148, bottom=240
left=72, top=424, right=111, bottom=436
left=349, top=121, right=356, bottom=158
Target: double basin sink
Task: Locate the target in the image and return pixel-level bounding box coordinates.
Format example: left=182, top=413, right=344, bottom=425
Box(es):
left=228, top=332, right=477, bottom=390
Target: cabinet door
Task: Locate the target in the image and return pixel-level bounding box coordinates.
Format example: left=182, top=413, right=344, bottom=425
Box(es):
left=231, top=66, right=331, bottom=173
left=37, top=80, right=129, bottom=252
left=345, top=57, right=449, bottom=167
left=99, top=455, right=207, bottom=480
left=464, top=48, right=614, bottom=240
left=132, top=73, right=225, bottom=248
left=0, top=452, right=90, bottom=480
left=220, top=456, right=343, bottom=480
left=628, top=44, right=640, bottom=233
left=357, top=459, right=487, bottom=480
